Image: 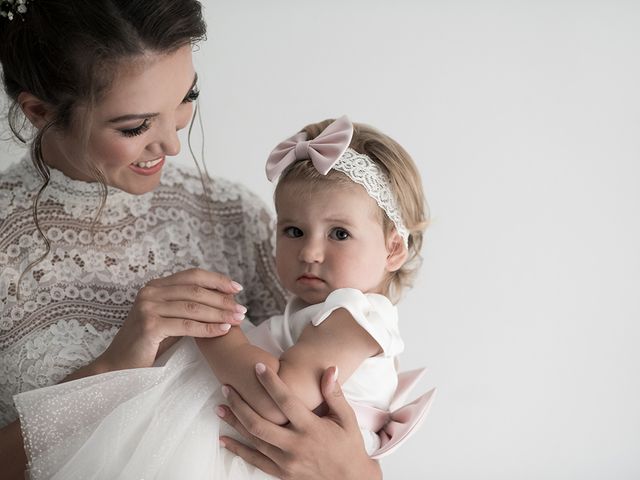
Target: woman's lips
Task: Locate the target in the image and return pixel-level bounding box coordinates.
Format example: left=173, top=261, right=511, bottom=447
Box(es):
left=129, top=157, right=165, bottom=176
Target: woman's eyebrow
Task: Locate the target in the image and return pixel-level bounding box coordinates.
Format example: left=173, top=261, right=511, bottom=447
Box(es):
left=108, top=112, right=160, bottom=123
left=108, top=73, right=198, bottom=124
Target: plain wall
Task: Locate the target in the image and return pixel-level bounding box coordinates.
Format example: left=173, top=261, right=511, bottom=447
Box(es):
left=1, top=1, right=639, bottom=478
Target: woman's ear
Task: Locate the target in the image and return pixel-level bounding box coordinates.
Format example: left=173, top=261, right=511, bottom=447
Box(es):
left=385, top=230, right=408, bottom=272
left=18, top=92, right=53, bottom=129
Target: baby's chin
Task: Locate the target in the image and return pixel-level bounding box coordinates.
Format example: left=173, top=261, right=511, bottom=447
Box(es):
left=289, top=287, right=331, bottom=305
left=297, top=292, right=330, bottom=305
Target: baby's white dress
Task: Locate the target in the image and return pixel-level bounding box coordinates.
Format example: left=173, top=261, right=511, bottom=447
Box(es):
left=14, top=288, right=404, bottom=480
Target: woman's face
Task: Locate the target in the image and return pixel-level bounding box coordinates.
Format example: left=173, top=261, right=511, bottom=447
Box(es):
left=42, top=45, right=198, bottom=194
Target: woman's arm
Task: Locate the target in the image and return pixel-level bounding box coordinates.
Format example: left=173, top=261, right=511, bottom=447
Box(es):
left=0, top=421, right=28, bottom=480
left=3, top=268, right=244, bottom=479
left=219, top=365, right=383, bottom=480
left=197, top=307, right=381, bottom=424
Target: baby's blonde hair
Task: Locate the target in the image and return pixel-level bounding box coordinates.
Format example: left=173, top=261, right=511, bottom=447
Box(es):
left=274, top=119, right=429, bottom=303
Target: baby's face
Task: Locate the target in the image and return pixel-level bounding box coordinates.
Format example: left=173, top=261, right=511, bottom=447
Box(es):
left=275, top=181, right=393, bottom=304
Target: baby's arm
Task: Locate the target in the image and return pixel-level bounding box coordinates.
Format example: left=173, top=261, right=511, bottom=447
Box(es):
left=195, top=308, right=381, bottom=424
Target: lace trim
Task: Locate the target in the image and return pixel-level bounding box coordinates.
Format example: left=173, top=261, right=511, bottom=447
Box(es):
left=333, top=149, right=409, bottom=246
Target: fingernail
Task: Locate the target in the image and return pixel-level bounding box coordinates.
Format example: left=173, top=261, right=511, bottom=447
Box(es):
left=232, top=313, right=245, bottom=322
left=231, top=281, right=243, bottom=292
left=222, top=385, right=229, bottom=398
left=219, top=438, right=226, bottom=448
left=255, top=362, right=266, bottom=375
left=215, top=406, right=226, bottom=418
left=220, top=323, right=231, bottom=332
left=331, top=366, right=339, bottom=384
left=234, top=304, right=247, bottom=314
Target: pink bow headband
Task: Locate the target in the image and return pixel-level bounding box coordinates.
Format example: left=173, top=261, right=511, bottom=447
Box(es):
left=265, top=115, right=410, bottom=247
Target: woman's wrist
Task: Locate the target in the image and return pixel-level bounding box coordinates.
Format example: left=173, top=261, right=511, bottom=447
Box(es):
left=365, top=458, right=383, bottom=480
left=340, top=456, right=381, bottom=480
left=61, top=354, right=114, bottom=383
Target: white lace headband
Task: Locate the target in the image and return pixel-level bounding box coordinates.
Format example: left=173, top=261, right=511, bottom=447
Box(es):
left=265, top=115, right=410, bottom=247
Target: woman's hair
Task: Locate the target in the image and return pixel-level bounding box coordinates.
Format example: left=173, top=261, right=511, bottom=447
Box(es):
left=275, top=119, right=429, bottom=303
left=0, top=0, right=206, bottom=296
left=1, top=0, right=206, bottom=143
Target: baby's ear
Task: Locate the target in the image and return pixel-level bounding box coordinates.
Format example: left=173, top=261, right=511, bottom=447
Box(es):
left=18, top=92, right=54, bottom=129
left=385, top=230, right=408, bottom=272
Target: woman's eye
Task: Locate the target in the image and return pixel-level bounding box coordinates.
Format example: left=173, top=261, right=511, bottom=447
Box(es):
left=283, top=226, right=303, bottom=238
left=182, top=87, right=200, bottom=103
left=120, top=119, right=151, bottom=138
left=330, top=228, right=350, bottom=241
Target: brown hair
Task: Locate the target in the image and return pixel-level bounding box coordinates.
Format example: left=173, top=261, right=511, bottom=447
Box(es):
left=275, top=119, right=429, bottom=303
left=0, top=0, right=207, bottom=295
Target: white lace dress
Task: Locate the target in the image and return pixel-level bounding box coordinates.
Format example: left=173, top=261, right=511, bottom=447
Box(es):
left=0, top=156, right=286, bottom=429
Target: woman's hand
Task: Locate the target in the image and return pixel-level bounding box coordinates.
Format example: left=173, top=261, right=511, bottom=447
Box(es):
left=96, top=268, right=246, bottom=372
left=217, top=365, right=382, bottom=480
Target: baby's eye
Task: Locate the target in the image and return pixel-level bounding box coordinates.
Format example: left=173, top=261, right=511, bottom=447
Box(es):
left=329, top=228, right=350, bottom=241
left=283, top=226, right=303, bottom=238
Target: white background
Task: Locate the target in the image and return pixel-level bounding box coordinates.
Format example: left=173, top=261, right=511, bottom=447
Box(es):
left=2, top=1, right=639, bottom=478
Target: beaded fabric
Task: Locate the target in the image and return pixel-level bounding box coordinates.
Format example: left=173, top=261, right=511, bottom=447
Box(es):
left=0, top=0, right=31, bottom=21
left=0, top=157, right=287, bottom=426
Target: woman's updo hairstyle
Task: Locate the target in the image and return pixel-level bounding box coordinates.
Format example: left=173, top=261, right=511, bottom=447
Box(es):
left=0, top=0, right=206, bottom=144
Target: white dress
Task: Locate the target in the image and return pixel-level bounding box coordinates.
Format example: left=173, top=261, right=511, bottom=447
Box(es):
left=13, top=288, right=404, bottom=480
left=0, top=156, right=286, bottom=426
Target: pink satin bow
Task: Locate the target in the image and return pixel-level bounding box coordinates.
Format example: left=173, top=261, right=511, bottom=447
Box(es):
left=350, top=368, right=436, bottom=459
left=265, top=115, right=354, bottom=181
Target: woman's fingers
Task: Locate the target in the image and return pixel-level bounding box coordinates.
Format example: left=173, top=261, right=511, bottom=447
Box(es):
left=159, top=317, right=233, bottom=338
left=253, top=363, right=311, bottom=428
left=220, top=385, right=293, bottom=454
left=216, top=405, right=255, bottom=444
left=139, top=274, right=247, bottom=325
left=220, top=367, right=375, bottom=480
left=147, top=268, right=243, bottom=294
left=218, top=436, right=281, bottom=478
left=101, top=269, right=244, bottom=370
left=153, top=300, right=245, bottom=324
left=143, top=284, right=245, bottom=312
left=319, top=366, right=358, bottom=429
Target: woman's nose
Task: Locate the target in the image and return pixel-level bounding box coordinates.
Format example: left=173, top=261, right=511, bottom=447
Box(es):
left=154, top=104, right=193, bottom=157
left=159, top=123, right=181, bottom=157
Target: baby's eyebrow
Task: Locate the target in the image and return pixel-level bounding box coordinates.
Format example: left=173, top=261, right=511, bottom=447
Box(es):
left=324, top=217, right=353, bottom=224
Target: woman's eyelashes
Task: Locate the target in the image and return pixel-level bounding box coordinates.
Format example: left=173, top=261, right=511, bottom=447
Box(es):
left=119, top=87, right=199, bottom=137
left=182, top=86, right=200, bottom=103
left=120, top=119, right=151, bottom=138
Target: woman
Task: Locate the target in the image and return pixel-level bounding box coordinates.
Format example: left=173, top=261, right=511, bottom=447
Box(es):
left=0, top=1, right=381, bottom=478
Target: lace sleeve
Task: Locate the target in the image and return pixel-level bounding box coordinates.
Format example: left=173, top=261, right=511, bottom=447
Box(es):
left=235, top=188, right=287, bottom=325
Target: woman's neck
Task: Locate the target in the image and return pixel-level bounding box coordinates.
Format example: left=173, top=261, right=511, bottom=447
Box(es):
left=40, top=135, right=95, bottom=182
